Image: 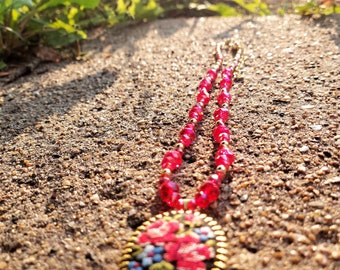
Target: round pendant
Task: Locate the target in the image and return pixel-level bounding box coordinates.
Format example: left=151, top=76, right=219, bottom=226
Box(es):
left=120, top=210, right=228, bottom=270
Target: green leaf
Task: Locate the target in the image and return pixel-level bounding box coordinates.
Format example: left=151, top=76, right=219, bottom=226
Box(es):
left=45, top=29, right=84, bottom=48
left=128, top=0, right=163, bottom=20
left=116, top=0, right=127, bottom=14
left=233, top=0, right=270, bottom=15
left=49, top=19, right=76, bottom=33
left=0, top=0, right=33, bottom=23
left=0, top=60, right=7, bottom=70
left=334, top=6, right=340, bottom=14
left=207, top=3, right=239, bottom=16
left=67, top=6, right=79, bottom=25
left=277, top=7, right=285, bottom=16
left=38, top=0, right=99, bottom=11
left=11, top=0, right=33, bottom=9
left=104, top=4, right=119, bottom=26
left=49, top=19, right=86, bottom=39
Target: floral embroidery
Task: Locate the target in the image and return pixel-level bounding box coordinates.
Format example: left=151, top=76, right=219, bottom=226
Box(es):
left=124, top=211, right=222, bottom=270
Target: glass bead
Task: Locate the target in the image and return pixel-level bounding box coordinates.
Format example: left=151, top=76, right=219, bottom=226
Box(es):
left=187, top=198, right=197, bottom=210
left=215, top=155, right=232, bottom=168
left=222, top=67, right=233, bottom=79
left=188, top=105, right=203, bottom=122
left=161, top=150, right=183, bottom=171
left=196, top=90, right=210, bottom=106
left=213, top=125, right=230, bottom=143
left=199, top=181, right=220, bottom=203
left=195, top=192, right=210, bottom=208
left=159, top=181, right=181, bottom=207
left=213, top=107, right=229, bottom=122
left=167, top=192, right=181, bottom=208
left=158, top=175, right=171, bottom=185
left=179, top=127, right=196, bottom=147
left=216, top=146, right=235, bottom=164
left=217, top=91, right=232, bottom=106
left=198, top=78, right=212, bottom=92
left=219, top=77, right=232, bottom=90
left=207, top=69, right=217, bottom=81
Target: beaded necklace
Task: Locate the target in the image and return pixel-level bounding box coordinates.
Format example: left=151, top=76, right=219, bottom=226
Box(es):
left=120, top=40, right=244, bottom=270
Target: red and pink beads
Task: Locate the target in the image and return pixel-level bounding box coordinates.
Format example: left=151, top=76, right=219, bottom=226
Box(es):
left=158, top=42, right=242, bottom=210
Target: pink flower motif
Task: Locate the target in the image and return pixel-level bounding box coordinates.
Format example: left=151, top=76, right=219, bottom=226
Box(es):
left=163, top=242, right=180, bottom=261
left=177, top=260, right=206, bottom=270
left=138, top=220, right=180, bottom=244
left=163, top=233, right=213, bottom=263
left=177, top=242, right=212, bottom=262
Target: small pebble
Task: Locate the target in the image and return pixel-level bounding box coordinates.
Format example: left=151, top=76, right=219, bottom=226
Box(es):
left=323, top=176, right=340, bottom=185
left=324, top=214, right=333, bottom=223
left=331, top=249, right=340, bottom=260
left=309, top=124, right=322, bottom=131
left=297, top=164, right=307, bottom=173
left=281, top=213, right=290, bottom=220
left=314, top=253, right=328, bottom=267
left=273, top=249, right=283, bottom=260
left=308, top=201, right=325, bottom=209
left=140, top=188, right=154, bottom=198
left=62, top=178, right=72, bottom=188
left=282, top=95, right=291, bottom=102
left=253, top=200, right=262, bottom=206
left=262, top=256, right=270, bottom=266
left=90, top=194, right=100, bottom=204
left=301, top=104, right=315, bottom=109
left=264, top=165, right=271, bottom=171
left=232, top=211, right=241, bottom=220
left=289, top=250, right=301, bottom=264
left=0, top=262, right=7, bottom=270
left=299, top=145, right=309, bottom=152
left=317, top=166, right=330, bottom=175
left=239, top=194, right=249, bottom=202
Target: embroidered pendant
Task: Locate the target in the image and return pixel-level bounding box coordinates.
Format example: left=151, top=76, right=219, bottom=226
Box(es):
left=119, top=210, right=228, bottom=270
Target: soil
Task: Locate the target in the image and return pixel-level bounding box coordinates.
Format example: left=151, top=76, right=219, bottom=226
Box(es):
left=0, top=15, right=339, bottom=270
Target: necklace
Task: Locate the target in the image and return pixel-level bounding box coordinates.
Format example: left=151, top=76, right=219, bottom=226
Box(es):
left=120, top=40, right=244, bottom=270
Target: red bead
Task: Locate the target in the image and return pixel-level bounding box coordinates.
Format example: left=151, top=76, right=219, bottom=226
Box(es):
left=174, top=199, right=184, bottom=210
left=199, top=181, right=220, bottom=203
left=222, top=67, right=233, bottom=79
left=179, top=125, right=196, bottom=147
left=217, top=91, right=232, bottom=106
left=161, top=150, right=183, bottom=171
left=188, top=105, right=203, bottom=122
left=196, top=90, right=210, bottom=106
left=159, top=175, right=172, bottom=185
left=198, top=78, right=212, bottom=91
left=206, top=69, right=217, bottom=81
left=213, top=125, right=230, bottom=143
left=206, top=174, right=221, bottom=186
left=216, top=146, right=235, bottom=164
left=159, top=181, right=180, bottom=206
left=185, top=122, right=195, bottom=130
left=213, top=107, right=229, bottom=122
left=217, top=133, right=230, bottom=143
left=187, top=198, right=197, bottom=210
left=211, top=173, right=224, bottom=185
left=219, top=77, right=232, bottom=90
left=195, top=192, right=210, bottom=208
left=167, top=192, right=181, bottom=208
left=215, top=155, right=232, bottom=168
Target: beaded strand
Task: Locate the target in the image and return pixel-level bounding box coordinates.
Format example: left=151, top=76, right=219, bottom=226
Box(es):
left=158, top=40, right=244, bottom=211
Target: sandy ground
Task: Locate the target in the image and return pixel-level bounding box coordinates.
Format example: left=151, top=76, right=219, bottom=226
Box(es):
left=0, top=15, right=339, bottom=270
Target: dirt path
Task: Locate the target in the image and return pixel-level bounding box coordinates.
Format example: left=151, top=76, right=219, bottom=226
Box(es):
left=0, top=15, right=339, bottom=270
